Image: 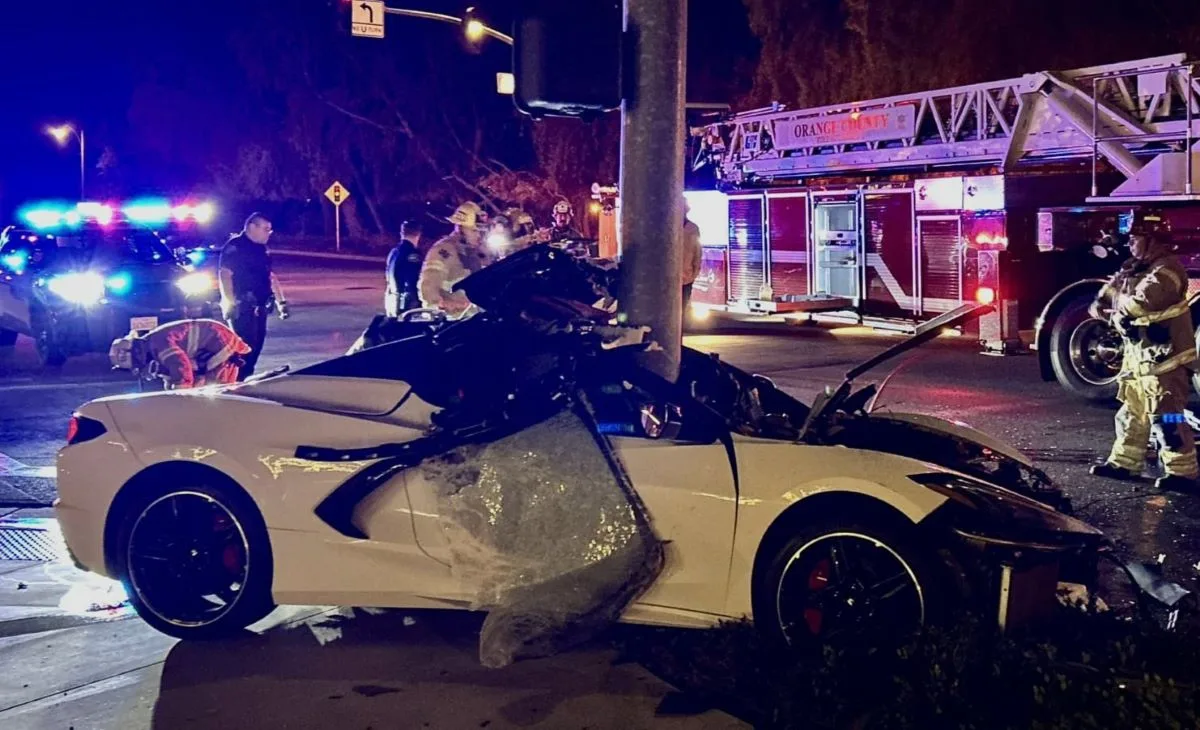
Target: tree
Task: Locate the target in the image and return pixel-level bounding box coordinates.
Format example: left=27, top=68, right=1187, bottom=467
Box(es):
left=741, top=0, right=1200, bottom=109
left=530, top=116, right=620, bottom=234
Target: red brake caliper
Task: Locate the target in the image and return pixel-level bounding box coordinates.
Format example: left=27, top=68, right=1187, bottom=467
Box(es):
left=804, top=558, right=831, bottom=635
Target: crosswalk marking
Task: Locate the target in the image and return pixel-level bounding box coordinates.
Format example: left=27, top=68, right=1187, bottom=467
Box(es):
left=0, top=452, right=56, bottom=479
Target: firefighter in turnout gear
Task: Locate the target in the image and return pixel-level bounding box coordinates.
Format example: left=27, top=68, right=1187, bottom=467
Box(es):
left=548, top=199, right=582, bottom=242
left=108, top=319, right=251, bottom=389
left=1089, top=211, right=1199, bottom=490
left=418, top=202, right=493, bottom=317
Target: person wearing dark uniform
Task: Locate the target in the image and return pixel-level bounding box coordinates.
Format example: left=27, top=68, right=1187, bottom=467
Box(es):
left=386, top=220, right=424, bottom=317
left=1089, top=211, right=1198, bottom=491
left=218, top=212, right=289, bottom=380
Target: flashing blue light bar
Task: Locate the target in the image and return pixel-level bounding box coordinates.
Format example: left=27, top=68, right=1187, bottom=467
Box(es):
left=18, top=199, right=217, bottom=230
left=123, top=199, right=173, bottom=224
left=22, top=208, right=67, bottom=230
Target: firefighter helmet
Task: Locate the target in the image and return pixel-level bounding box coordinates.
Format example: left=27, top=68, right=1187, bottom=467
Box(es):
left=505, top=208, right=534, bottom=233
left=108, top=333, right=139, bottom=371
left=1128, top=210, right=1171, bottom=240
left=553, top=199, right=573, bottom=217
left=447, top=201, right=483, bottom=228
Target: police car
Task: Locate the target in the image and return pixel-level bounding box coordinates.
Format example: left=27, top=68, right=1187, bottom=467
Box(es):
left=0, top=200, right=221, bottom=366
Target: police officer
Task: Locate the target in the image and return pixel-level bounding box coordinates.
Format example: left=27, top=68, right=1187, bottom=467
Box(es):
left=418, top=202, right=493, bottom=317
left=386, top=220, right=424, bottom=317
left=218, top=212, right=289, bottom=380
left=548, top=199, right=582, bottom=242
left=1089, top=211, right=1198, bottom=490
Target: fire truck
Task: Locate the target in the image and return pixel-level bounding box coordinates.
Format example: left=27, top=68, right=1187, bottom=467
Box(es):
left=688, top=53, right=1200, bottom=401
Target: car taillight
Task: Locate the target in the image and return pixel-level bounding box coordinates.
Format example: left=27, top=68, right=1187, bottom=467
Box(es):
left=66, top=415, right=106, bottom=445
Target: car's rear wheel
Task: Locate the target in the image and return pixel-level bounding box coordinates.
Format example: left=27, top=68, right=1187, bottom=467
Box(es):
left=755, top=516, right=952, bottom=649
left=113, top=481, right=275, bottom=639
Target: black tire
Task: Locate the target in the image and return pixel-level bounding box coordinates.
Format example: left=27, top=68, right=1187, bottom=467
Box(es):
left=1048, top=297, right=1121, bottom=402
left=0, top=329, right=16, bottom=347
left=112, top=478, right=275, bottom=640
left=753, top=514, right=954, bottom=650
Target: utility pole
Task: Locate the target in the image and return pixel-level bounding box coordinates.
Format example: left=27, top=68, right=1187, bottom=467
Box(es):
left=619, top=0, right=687, bottom=382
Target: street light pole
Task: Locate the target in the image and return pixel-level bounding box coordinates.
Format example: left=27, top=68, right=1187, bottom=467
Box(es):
left=78, top=128, right=85, bottom=200
left=47, top=125, right=85, bottom=199
left=381, top=6, right=513, bottom=44
left=619, top=0, right=687, bottom=382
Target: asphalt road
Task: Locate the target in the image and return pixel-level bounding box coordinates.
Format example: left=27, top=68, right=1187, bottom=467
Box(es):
left=3, top=253, right=1200, bottom=729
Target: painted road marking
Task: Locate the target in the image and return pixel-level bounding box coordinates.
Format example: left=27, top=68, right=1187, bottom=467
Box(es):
left=0, top=452, right=56, bottom=479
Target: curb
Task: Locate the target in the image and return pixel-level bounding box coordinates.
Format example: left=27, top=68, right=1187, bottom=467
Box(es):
left=272, top=248, right=386, bottom=263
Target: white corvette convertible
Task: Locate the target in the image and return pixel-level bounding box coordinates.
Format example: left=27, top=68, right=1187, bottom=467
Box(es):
left=56, top=246, right=1106, bottom=660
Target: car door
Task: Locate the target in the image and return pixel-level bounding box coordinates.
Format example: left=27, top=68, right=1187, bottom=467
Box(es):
left=399, top=386, right=740, bottom=616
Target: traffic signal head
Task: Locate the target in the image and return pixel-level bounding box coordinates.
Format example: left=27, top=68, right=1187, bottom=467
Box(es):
left=512, top=0, right=622, bottom=118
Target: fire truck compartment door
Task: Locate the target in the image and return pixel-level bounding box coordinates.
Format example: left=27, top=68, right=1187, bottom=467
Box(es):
left=917, top=216, right=964, bottom=313
left=814, top=202, right=860, bottom=299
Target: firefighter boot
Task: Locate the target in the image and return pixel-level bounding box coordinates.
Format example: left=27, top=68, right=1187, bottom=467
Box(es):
left=1090, top=462, right=1140, bottom=481
left=1155, top=474, right=1198, bottom=492
left=1149, top=370, right=1199, bottom=491
left=1105, top=378, right=1152, bottom=479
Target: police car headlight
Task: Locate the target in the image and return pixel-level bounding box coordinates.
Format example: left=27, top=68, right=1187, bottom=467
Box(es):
left=47, top=272, right=105, bottom=305
left=176, top=272, right=215, bottom=297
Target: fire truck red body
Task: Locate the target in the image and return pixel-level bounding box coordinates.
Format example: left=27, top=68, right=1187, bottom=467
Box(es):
left=686, top=53, right=1200, bottom=400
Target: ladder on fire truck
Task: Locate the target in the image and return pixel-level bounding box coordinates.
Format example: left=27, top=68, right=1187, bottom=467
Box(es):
left=698, top=53, right=1199, bottom=202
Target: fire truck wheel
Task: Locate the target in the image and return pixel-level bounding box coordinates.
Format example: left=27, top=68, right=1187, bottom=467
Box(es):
left=1049, top=297, right=1120, bottom=402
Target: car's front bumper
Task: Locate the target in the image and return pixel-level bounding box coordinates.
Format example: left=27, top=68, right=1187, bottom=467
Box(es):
left=49, top=300, right=213, bottom=355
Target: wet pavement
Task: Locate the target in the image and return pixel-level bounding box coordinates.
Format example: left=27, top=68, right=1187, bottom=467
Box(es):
left=1, top=253, right=1198, bottom=728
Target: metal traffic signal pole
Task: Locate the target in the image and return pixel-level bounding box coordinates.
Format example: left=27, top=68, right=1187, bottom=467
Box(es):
left=619, top=0, right=687, bottom=382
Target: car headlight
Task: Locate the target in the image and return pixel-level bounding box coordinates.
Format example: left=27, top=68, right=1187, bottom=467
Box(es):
left=105, top=272, right=133, bottom=295
left=46, top=272, right=105, bottom=306
left=910, top=472, right=1103, bottom=548
left=176, top=272, right=215, bottom=297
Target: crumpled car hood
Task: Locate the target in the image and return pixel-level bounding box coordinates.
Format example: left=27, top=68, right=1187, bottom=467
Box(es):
left=832, top=410, right=1064, bottom=509
left=874, top=413, right=1033, bottom=467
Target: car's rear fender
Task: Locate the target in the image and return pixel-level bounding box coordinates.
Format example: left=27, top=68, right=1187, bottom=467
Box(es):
left=55, top=402, right=140, bottom=577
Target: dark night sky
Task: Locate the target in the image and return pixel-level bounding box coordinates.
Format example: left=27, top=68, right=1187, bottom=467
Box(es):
left=0, top=0, right=757, bottom=214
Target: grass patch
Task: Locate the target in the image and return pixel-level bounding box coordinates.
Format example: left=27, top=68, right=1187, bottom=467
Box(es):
left=615, top=608, right=1200, bottom=729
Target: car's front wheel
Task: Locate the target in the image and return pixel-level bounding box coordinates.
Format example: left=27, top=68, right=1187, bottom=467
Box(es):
left=113, top=480, right=275, bottom=639
left=755, top=516, right=952, bottom=649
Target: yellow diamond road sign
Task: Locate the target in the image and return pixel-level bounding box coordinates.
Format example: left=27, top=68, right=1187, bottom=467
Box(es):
left=325, top=181, right=350, bottom=206
left=351, top=1, right=385, bottom=39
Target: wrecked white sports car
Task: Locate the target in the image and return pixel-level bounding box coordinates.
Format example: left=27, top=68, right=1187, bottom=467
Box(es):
left=56, top=245, right=1108, bottom=665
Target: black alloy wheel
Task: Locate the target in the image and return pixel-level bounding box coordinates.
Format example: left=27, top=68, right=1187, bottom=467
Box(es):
left=114, top=482, right=274, bottom=639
